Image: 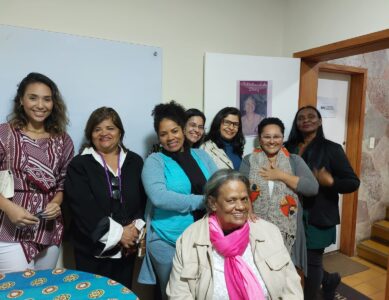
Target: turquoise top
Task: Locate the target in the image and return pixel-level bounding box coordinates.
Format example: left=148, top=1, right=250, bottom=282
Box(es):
left=151, top=150, right=212, bottom=245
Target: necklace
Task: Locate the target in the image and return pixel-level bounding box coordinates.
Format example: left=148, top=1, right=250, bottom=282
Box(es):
left=98, top=151, right=122, bottom=203
left=24, top=127, right=46, bottom=134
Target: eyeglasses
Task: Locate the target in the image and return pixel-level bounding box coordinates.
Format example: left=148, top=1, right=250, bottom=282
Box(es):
left=260, top=135, right=283, bottom=141
left=111, top=177, right=121, bottom=200
left=222, top=119, right=240, bottom=129
left=187, top=122, right=205, bottom=131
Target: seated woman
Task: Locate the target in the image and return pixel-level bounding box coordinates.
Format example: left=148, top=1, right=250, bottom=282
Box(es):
left=202, top=107, right=245, bottom=170
left=64, top=107, right=146, bottom=289
left=167, top=169, right=303, bottom=299
left=184, top=108, right=206, bottom=148
left=240, top=117, right=318, bottom=276
left=241, top=95, right=265, bottom=136
left=138, top=101, right=217, bottom=299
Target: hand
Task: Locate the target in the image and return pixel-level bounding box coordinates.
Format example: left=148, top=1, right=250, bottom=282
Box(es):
left=120, top=223, right=139, bottom=249
left=259, top=162, right=284, bottom=181
left=42, top=202, right=62, bottom=220
left=4, top=202, right=39, bottom=228
left=313, top=167, right=334, bottom=187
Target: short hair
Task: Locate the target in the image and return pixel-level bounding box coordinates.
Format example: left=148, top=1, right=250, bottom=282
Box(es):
left=185, top=108, right=206, bottom=125
left=185, top=108, right=206, bottom=148
left=81, top=107, right=127, bottom=153
left=8, top=72, right=68, bottom=135
left=204, top=107, right=245, bottom=156
left=152, top=101, right=186, bottom=133
left=204, top=169, right=250, bottom=213
left=257, top=117, right=285, bottom=136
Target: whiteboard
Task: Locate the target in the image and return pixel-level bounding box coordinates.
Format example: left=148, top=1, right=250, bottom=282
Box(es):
left=204, top=53, right=300, bottom=155
left=0, top=25, right=162, bottom=157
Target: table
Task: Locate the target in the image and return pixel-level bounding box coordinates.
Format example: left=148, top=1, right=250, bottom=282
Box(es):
left=0, top=268, right=138, bottom=299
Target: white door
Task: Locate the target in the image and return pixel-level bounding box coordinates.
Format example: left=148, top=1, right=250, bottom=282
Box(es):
left=317, top=71, right=351, bottom=253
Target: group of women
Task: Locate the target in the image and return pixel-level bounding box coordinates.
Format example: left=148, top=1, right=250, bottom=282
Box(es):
left=0, top=72, right=360, bottom=300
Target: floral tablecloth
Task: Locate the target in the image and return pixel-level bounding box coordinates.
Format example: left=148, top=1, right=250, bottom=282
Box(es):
left=0, top=268, right=138, bottom=299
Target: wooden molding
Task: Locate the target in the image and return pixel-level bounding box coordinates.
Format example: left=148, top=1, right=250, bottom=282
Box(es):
left=294, top=29, right=389, bottom=62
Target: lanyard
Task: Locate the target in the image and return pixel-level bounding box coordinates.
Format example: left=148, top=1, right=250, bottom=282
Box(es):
left=98, top=151, right=122, bottom=203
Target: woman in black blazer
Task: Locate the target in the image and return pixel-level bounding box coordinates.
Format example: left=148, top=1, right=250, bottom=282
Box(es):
left=285, top=106, right=360, bottom=300
left=64, top=107, right=146, bottom=289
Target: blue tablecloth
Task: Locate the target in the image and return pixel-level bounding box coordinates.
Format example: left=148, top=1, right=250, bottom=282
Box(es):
left=0, top=268, right=138, bottom=299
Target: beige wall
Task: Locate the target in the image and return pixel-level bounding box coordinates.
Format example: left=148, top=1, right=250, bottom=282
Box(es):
left=283, top=0, right=389, bottom=56
left=0, top=0, right=285, bottom=109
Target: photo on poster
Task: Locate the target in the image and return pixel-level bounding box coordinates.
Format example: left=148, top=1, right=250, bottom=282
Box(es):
left=238, top=80, right=272, bottom=136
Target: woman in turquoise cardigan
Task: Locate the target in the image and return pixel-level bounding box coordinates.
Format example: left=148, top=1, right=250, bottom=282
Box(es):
left=138, top=101, right=217, bottom=299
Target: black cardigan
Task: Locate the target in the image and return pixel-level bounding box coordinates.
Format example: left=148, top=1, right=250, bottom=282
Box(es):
left=290, top=139, right=360, bottom=227
left=64, top=151, right=146, bottom=256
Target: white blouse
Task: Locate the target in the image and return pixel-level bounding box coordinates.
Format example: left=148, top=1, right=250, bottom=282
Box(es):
left=212, top=245, right=269, bottom=300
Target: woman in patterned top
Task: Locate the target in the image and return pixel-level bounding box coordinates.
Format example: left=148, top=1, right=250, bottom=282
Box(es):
left=0, top=73, right=74, bottom=273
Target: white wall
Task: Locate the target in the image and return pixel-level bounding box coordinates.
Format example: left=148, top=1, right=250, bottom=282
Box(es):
left=283, top=0, right=389, bottom=56
left=0, top=0, right=286, bottom=110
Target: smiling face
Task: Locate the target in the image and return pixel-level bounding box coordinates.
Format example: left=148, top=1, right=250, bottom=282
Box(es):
left=184, top=116, right=205, bottom=145
left=244, top=97, right=256, bottom=114
left=209, top=179, right=249, bottom=232
left=21, top=83, right=53, bottom=127
left=158, top=118, right=185, bottom=153
left=91, top=118, right=121, bottom=154
left=259, top=124, right=284, bottom=157
left=220, top=114, right=240, bottom=141
left=296, top=107, right=322, bottom=136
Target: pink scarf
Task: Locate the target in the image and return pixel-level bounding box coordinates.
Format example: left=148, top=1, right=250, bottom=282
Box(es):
left=208, top=214, right=265, bottom=300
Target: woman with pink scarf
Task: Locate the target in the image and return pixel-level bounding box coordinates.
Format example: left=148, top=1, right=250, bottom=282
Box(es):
left=167, top=169, right=303, bottom=300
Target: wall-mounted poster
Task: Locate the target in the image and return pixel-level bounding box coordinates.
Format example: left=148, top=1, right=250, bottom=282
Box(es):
left=238, top=80, right=272, bottom=136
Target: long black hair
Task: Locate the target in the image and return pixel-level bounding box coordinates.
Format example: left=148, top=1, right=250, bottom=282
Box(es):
left=285, top=105, right=326, bottom=170
left=204, top=107, right=245, bottom=156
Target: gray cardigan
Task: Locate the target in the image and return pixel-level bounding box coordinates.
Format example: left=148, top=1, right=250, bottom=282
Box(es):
left=239, top=153, right=319, bottom=274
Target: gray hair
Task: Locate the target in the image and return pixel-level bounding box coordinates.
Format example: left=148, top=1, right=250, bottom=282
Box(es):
left=204, top=169, right=250, bottom=212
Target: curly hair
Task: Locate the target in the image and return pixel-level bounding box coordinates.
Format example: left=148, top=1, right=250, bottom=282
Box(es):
left=8, top=72, right=68, bottom=135
left=81, top=106, right=127, bottom=153
left=152, top=100, right=186, bottom=133
left=204, top=107, right=245, bottom=156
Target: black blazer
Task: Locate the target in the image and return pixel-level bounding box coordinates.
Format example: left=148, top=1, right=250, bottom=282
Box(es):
left=64, top=151, right=146, bottom=255
left=292, top=139, right=360, bottom=227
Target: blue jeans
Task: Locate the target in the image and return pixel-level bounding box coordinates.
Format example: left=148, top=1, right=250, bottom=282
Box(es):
left=148, top=229, right=176, bottom=300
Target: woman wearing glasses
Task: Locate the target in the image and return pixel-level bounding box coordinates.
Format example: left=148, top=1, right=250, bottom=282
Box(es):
left=240, top=117, right=318, bottom=278
left=138, top=101, right=216, bottom=299
left=64, top=107, right=146, bottom=289
left=183, top=108, right=206, bottom=148
left=201, top=107, right=245, bottom=170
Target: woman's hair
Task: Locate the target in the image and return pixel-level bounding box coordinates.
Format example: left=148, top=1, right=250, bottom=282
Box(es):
left=8, top=72, right=68, bottom=135
left=204, top=107, right=245, bottom=156
left=185, top=108, right=206, bottom=124
left=285, top=105, right=324, bottom=146
left=285, top=105, right=326, bottom=170
left=204, top=169, right=250, bottom=212
left=152, top=101, right=186, bottom=133
left=81, top=107, right=127, bottom=153
left=185, top=108, right=206, bottom=148
left=257, top=117, right=285, bottom=136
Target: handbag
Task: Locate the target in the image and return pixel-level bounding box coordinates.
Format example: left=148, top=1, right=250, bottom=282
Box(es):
left=0, top=125, right=14, bottom=199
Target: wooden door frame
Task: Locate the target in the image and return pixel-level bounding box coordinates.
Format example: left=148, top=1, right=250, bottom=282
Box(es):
left=293, top=28, right=389, bottom=299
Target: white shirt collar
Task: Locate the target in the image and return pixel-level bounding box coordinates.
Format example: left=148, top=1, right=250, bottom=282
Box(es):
left=82, top=147, right=127, bottom=176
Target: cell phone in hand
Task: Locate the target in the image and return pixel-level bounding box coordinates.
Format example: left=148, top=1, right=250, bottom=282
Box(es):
left=34, top=211, right=45, bottom=218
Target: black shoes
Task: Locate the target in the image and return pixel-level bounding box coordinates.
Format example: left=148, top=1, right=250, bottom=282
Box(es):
left=322, top=271, right=341, bottom=300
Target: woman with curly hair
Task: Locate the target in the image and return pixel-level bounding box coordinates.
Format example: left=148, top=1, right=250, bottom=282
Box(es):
left=138, top=101, right=217, bottom=299
left=0, top=72, right=74, bottom=273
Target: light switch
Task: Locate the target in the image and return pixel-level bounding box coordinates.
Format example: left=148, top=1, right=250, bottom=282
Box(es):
left=369, top=137, right=375, bottom=149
